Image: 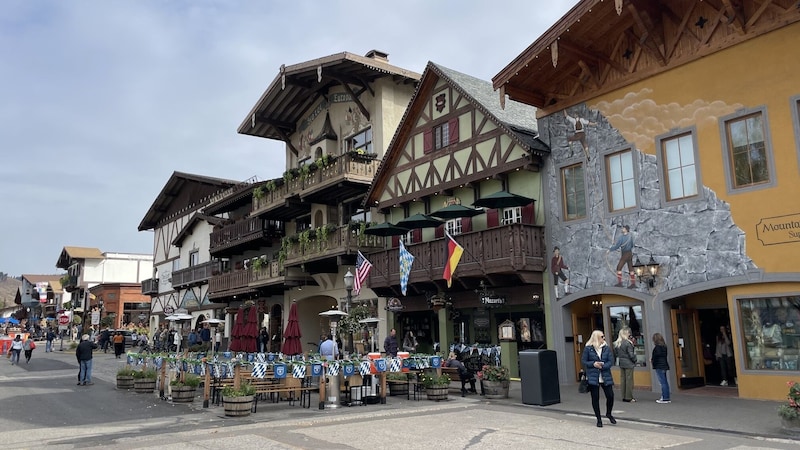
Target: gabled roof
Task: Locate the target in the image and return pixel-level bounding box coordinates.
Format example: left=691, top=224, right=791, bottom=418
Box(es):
left=138, top=171, right=239, bottom=231
left=237, top=50, right=420, bottom=143
left=172, top=213, right=226, bottom=247
left=365, top=61, right=548, bottom=206
left=21, top=274, right=63, bottom=285
left=55, top=246, right=104, bottom=269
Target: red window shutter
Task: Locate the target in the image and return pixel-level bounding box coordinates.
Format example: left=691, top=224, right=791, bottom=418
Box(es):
left=435, top=225, right=444, bottom=238
left=423, top=129, right=433, bottom=154
left=487, top=209, right=499, bottom=228
left=392, top=236, right=400, bottom=248
left=461, top=217, right=472, bottom=233
left=522, top=202, right=535, bottom=224
left=412, top=229, right=422, bottom=243
left=448, top=118, right=459, bottom=145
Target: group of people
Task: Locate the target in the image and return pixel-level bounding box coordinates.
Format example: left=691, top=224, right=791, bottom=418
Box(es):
left=581, top=328, right=671, bottom=427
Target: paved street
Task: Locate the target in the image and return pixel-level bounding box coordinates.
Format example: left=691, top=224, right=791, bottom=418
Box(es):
left=1, top=346, right=798, bottom=449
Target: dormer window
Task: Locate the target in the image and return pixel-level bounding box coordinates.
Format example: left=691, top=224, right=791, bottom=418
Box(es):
left=423, top=118, right=459, bottom=153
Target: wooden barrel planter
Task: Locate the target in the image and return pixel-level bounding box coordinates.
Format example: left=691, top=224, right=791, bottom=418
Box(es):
left=482, top=380, right=510, bottom=399
left=426, top=385, right=449, bottom=401
left=134, top=378, right=157, bottom=394
left=388, top=381, right=408, bottom=397
left=171, top=386, right=197, bottom=403
left=116, top=376, right=134, bottom=390
left=223, top=395, right=254, bottom=417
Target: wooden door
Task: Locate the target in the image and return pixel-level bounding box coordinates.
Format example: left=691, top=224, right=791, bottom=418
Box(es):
left=572, top=313, right=592, bottom=381
left=670, top=309, right=705, bottom=388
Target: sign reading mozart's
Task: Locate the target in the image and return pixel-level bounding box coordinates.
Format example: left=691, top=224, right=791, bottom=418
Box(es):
left=756, top=213, right=800, bottom=246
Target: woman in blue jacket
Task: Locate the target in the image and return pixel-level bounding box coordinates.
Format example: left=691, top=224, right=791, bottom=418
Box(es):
left=581, top=329, right=617, bottom=427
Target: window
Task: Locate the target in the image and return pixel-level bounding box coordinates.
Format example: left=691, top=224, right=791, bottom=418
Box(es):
left=605, top=149, right=637, bottom=211
left=659, top=130, right=699, bottom=201
left=608, top=305, right=647, bottom=367
left=561, top=163, right=586, bottom=220
left=445, top=218, right=462, bottom=235
left=721, top=108, right=774, bottom=191
left=434, top=123, right=450, bottom=150
left=501, top=207, right=522, bottom=225
left=189, top=251, right=199, bottom=267
left=738, top=295, right=800, bottom=371
left=346, top=128, right=373, bottom=154
left=172, top=259, right=180, bottom=272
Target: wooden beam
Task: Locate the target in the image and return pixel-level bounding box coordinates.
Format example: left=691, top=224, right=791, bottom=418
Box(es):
left=557, top=38, right=629, bottom=76
left=255, top=115, right=296, bottom=132
left=273, top=127, right=299, bottom=157
left=721, top=0, right=746, bottom=33
left=577, top=60, right=600, bottom=89
left=627, top=3, right=667, bottom=64
left=330, top=77, right=370, bottom=122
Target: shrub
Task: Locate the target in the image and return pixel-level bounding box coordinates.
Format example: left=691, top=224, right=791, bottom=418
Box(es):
left=117, top=367, right=138, bottom=377
left=779, top=381, right=800, bottom=420
left=222, top=382, right=256, bottom=398
left=133, top=368, right=158, bottom=379
left=421, top=372, right=451, bottom=388
left=171, top=374, right=201, bottom=388
left=478, top=365, right=510, bottom=382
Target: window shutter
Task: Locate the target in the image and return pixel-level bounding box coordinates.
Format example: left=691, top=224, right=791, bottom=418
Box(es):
left=487, top=209, right=499, bottom=228
left=435, top=225, right=444, bottom=238
left=448, top=118, right=459, bottom=145
left=461, top=217, right=472, bottom=233
left=423, top=129, right=433, bottom=153
left=412, top=229, right=422, bottom=243
left=392, top=236, right=400, bottom=248
left=522, top=202, right=535, bottom=224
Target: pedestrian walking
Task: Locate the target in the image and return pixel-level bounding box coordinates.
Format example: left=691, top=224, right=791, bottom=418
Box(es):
left=76, top=334, right=97, bottom=386
left=614, top=327, right=637, bottom=402
left=715, top=325, right=735, bottom=386
left=9, top=335, right=23, bottom=365
left=22, top=335, right=36, bottom=363
left=112, top=331, right=125, bottom=359
left=651, top=332, right=671, bottom=404
left=46, top=328, right=56, bottom=353
left=581, top=329, right=616, bottom=427
left=383, top=328, right=398, bottom=357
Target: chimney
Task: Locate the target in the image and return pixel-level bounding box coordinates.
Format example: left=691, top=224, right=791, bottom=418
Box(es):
left=365, top=50, right=389, bottom=62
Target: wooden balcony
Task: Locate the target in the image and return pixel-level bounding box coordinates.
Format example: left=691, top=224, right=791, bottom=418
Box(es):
left=283, top=225, right=386, bottom=268
left=210, top=217, right=277, bottom=256
left=252, top=154, right=380, bottom=221
left=171, top=261, right=218, bottom=288
left=141, top=278, right=159, bottom=296
left=366, top=223, right=546, bottom=295
left=208, top=269, right=254, bottom=300
left=63, top=275, right=79, bottom=293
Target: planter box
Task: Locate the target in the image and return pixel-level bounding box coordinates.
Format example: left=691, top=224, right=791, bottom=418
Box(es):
left=171, top=386, right=197, bottom=403
left=426, top=385, right=449, bottom=401
left=134, top=378, right=156, bottom=394
left=482, top=380, right=510, bottom=399
left=223, top=395, right=254, bottom=417
left=388, top=381, right=409, bottom=397
left=116, top=376, right=134, bottom=390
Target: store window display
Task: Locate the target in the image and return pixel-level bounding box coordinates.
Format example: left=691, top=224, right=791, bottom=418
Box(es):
left=739, top=296, right=800, bottom=371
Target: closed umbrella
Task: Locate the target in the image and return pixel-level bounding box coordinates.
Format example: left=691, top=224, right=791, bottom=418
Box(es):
left=243, top=306, right=260, bottom=353
left=282, top=301, right=302, bottom=356
left=396, top=213, right=444, bottom=229
left=229, top=307, right=246, bottom=352
left=363, top=222, right=410, bottom=237
left=472, top=191, right=535, bottom=208
left=430, top=204, right=485, bottom=219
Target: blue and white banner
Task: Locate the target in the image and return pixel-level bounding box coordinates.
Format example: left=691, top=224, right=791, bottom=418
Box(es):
left=292, top=364, right=306, bottom=379
left=359, top=361, right=372, bottom=376
left=252, top=362, right=267, bottom=379
left=273, top=363, right=287, bottom=379
left=311, top=363, right=323, bottom=377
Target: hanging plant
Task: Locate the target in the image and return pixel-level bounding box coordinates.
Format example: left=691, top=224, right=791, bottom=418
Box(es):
left=253, top=186, right=266, bottom=199
left=338, top=304, right=372, bottom=335
left=283, top=169, right=296, bottom=183
left=298, top=230, right=312, bottom=254
left=265, top=180, right=278, bottom=192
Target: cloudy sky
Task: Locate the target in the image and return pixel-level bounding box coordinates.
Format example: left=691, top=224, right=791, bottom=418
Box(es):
left=1, top=0, right=576, bottom=276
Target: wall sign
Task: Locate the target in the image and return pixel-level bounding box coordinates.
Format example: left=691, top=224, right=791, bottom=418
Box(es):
left=481, top=295, right=506, bottom=306
left=756, top=213, right=800, bottom=245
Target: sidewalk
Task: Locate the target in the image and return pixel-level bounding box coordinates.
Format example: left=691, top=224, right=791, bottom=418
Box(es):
left=498, top=379, right=792, bottom=440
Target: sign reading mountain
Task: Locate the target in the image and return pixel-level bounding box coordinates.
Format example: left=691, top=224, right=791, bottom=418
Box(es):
left=756, top=213, right=800, bottom=246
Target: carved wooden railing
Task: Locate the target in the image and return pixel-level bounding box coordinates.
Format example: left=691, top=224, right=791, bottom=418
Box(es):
left=208, top=269, right=251, bottom=294
left=171, top=261, right=218, bottom=288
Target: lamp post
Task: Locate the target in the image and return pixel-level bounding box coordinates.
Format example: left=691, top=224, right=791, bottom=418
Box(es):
left=343, top=269, right=354, bottom=353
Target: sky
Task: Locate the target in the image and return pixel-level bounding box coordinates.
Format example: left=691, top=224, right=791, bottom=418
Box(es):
left=0, top=0, right=577, bottom=277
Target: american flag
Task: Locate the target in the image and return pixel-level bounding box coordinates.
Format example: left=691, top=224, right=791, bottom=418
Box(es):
left=353, top=251, right=373, bottom=296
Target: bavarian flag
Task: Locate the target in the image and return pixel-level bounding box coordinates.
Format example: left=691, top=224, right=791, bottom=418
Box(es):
left=442, top=231, right=464, bottom=288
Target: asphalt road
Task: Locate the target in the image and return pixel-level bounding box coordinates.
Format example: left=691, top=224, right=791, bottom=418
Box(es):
left=1, top=346, right=798, bottom=449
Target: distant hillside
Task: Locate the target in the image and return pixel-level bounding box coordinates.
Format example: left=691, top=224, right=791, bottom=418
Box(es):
left=0, top=274, right=21, bottom=309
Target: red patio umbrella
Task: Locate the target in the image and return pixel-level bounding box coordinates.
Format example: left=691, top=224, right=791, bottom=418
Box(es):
left=281, top=301, right=302, bottom=356
left=243, top=306, right=259, bottom=353
left=229, top=307, right=246, bottom=352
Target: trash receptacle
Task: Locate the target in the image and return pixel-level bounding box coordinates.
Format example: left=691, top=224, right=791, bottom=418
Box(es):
left=519, top=349, right=560, bottom=406
left=325, top=374, right=341, bottom=408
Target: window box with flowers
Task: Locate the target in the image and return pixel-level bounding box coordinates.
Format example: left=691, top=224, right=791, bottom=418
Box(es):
left=779, top=381, right=800, bottom=435
left=478, top=365, right=510, bottom=399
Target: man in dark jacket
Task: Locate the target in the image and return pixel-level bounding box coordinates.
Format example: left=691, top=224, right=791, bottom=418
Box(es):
left=76, top=334, right=98, bottom=386
left=383, top=328, right=398, bottom=357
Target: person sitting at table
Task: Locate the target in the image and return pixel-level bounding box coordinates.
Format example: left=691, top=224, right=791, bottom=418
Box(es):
left=319, top=334, right=339, bottom=361
left=446, top=352, right=477, bottom=396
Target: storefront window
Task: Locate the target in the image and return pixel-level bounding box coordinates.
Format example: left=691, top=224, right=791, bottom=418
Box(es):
left=738, top=296, right=800, bottom=371
left=608, top=305, right=646, bottom=367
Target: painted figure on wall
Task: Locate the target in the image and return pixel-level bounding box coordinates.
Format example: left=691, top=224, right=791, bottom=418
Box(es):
left=519, top=318, right=532, bottom=343
left=607, top=225, right=636, bottom=288
left=564, top=109, right=597, bottom=160
left=551, top=246, right=571, bottom=298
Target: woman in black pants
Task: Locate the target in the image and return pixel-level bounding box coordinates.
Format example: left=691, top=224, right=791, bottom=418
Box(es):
left=581, top=329, right=617, bottom=427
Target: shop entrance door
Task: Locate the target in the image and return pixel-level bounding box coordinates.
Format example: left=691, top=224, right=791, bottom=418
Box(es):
left=670, top=309, right=705, bottom=388
left=571, top=313, right=592, bottom=381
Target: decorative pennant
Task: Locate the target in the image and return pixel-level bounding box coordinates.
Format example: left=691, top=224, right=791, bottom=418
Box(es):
left=374, top=358, right=387, bottom=372
left=311, top=363, right=323, bottom=377
left=256, top=353, right=266, bottom=363
left=292, top=364, right=306, bottom=379
left=252, top=362, right=267, bottom=379
left=430, top=356, right=442, bottom=368
left=389, top=358, right=401, bottom=372
left=267, top=353, right=276, bottom=362
left=154, top=357, right=163, bottom=370
left=359, top=361, right=372, bottom=376
left=274, top=363, right=287, bottom=379
left=327, top=362, right=340, bottom=376
left=342, top=363, right=355, bottom=377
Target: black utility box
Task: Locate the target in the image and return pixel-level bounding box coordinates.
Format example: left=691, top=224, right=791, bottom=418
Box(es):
left=519, top=349, right=560, bottom=406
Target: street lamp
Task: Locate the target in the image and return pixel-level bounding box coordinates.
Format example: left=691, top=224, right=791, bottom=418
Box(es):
left=343, top=269, right=354, bottom=313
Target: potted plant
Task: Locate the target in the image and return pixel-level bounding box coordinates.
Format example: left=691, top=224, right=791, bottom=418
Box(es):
left=170, top=374, right=201, bottom=403
left=779, top=381, right=800, bottom=434
left=421, top=372, right=451, bottom=401
left=221, top=382, right=257, bottom=417
left=116, top=367, right=137, bottom=390
left=133, top=368, right=158, bottom=394
left=478, top=364, right=510, bottom=399
left=253, top=185, right=266, bottom=199
left=386, top=372, right=409, bottom=396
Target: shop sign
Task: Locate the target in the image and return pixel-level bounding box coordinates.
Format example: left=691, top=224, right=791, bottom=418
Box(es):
left=386, top=298, right=404, bottom=312
left=480, top=295, right=506, bottom=306
left=164, top=306, right=175, bottom=315
left=756, top=213, right=800, bottom=245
